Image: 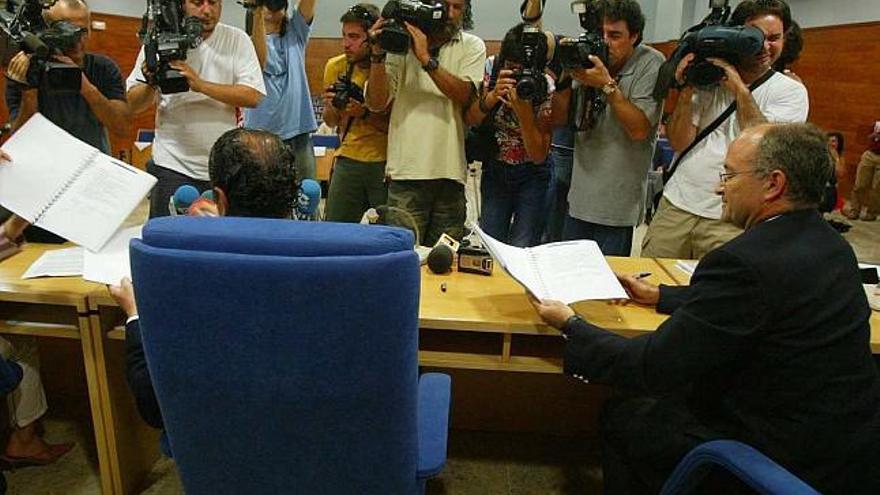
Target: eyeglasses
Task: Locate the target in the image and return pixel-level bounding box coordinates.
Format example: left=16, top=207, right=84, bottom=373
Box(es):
left=346, top=5, right=377, bottom=24
left=718, top=170, right=760, bottom=184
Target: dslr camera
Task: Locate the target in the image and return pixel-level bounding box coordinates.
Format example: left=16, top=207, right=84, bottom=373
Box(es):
left=138, top=0, right=202, bottom=94
left=653, top=0, right=764, bottom=99
left=509, top=26, right=547, bottom=102
left=555, top=0, right=608, bottom=70
left=330, top=73, right=364, bottom=111
left=377, top=0, right=447, bottom=55
left=0, top=0, right=84, bottom=93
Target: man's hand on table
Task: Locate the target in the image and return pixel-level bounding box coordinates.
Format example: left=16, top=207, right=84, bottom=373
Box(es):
left=615, top=274, right=660, bottom=306
left=108, top=277, right=138, bottom=318
left=529, top=295, right=575, bottom=330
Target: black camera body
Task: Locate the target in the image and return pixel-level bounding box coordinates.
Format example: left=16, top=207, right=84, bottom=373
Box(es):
left=331, top=74, right=364, bottom=110
left=556, top=32, right=608, bottom=70
left=556, top=0, right=609, bottom=70
left=378, top=0, right=447, bottom=54
left=511, top=27, right=548, bottom=102
left=138, top=0, right=202, bottom=94
left=0, top=0, right=83, bottom=93
left=653, top=0, right=765, bottom=99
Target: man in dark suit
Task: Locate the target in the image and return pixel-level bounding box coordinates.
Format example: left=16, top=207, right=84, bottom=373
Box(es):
left=532, top=123, right=880, bottom=494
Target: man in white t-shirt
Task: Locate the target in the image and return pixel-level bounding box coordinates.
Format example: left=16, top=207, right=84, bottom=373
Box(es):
left=127, top=0, right=266, bottom=218
left=641, top=0, right=808, bottom=259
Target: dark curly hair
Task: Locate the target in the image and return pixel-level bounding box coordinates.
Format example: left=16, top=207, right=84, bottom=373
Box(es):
left=595, top=0, right=646, bottom=46
left=339, top=3, right=380, bottom=32
left=730, top=0, right=793, bottom=33
left=498, top=23, right=548, bottom=67
left=209, top=128, right=299, bottom=219
left=773, top=20, right=802, bottom=70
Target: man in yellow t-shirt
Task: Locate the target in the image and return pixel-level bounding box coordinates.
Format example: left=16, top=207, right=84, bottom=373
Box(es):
left=322, top=3, right=390, bottom=223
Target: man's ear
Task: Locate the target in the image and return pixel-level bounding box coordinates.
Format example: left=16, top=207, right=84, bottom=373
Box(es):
left=213, top=187, right=229, bottom=216
left=763, top=169, right=787, bottom=202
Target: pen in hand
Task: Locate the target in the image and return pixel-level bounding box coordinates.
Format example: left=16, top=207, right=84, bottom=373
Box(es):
left=634, top=272, right=652, bottom=280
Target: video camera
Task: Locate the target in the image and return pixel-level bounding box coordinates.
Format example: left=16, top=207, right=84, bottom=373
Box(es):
left=0, top=0, right=83, bottom=93
left=555, top=0, right=608, bottom=70
left=377, top=0, right=447, bottom=55
left=653, top=0, right=765, bottom=99
left=137, top=0, right=202, bottom=94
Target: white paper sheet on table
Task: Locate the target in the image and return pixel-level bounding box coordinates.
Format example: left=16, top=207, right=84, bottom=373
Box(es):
left=22, top=247, right=83, bottom=279
left=83, top=225, right=143, bottom=285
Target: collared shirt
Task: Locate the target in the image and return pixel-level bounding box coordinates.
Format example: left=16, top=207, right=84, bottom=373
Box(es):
left=381, top=31, right=486, bottom=183
left=323, top=54, right=388, bottom=163
left=568, top=45, right=665, bottom=227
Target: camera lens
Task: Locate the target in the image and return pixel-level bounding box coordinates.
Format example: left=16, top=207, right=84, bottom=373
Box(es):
left=516, top=77, right=537, bottom=101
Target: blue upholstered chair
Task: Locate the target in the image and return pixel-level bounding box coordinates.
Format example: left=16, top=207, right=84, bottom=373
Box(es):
left=660, top=440, right=821, bottom=495
left=130, top=217, right=450, bottom=495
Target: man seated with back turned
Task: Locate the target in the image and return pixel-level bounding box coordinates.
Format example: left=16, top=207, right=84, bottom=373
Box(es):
left=108, top=128, right=299, bottom=429
left=532, top=123, right=880, bottom=494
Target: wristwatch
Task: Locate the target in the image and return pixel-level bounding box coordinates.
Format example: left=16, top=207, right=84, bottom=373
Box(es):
left=601, top=79, right=619, bottom=96
left=422, top=57, right=440, bottom=73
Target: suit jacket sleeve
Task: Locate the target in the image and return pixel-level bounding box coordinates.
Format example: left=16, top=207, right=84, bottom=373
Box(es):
left=125, top=319, right=164, bottom=429
left=564, top=248, right=767, bottom=394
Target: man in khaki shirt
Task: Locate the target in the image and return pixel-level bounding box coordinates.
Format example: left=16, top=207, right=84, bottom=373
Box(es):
left=365, top=0, right=485, bottom=245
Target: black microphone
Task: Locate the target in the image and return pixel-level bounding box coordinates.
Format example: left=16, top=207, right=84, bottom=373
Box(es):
left=427, top=243, right=454, bottom=274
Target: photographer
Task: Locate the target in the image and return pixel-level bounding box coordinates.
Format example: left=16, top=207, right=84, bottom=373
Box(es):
left=244, top=0, right=318, bottom=181
left=551, top=0, right=664, bottom=256
left=465, top=23, right=553, bottom=247
left=364, top=0, right=485, bottom=245
left=321, top=3, right=390, bottom=223
left=641, top=0, right=809, bottom=259
left=5, top=0, right=130, bottom=153
left=127, top=0, right=266, bottom=218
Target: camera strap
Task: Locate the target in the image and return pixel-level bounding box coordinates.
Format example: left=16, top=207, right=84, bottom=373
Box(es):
left=664, top=69, right=776, bottom=183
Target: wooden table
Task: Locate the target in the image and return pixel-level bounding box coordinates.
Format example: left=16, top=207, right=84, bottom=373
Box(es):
left=87, top=291, right=159, bottom=495
left=419, top=256, right=677, bottom=374
left=0, top=244, right=114, bottom=495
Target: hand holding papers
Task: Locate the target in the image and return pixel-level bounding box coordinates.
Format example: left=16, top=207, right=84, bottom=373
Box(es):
left=474, top=226, right=628, bottom=304
left=0, top=114, right=156, bottom=252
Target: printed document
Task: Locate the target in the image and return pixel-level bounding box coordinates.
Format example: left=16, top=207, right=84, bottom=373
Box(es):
left=0, top=114, right=156, bottom=252
left=474, top=226, right=627, bottom=304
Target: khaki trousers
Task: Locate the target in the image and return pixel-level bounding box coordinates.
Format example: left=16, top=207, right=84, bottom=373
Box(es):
left=641, top=197, right=743, bottom=260
left=0, top=336, right=47, bottom=428
left=851, top=150, right=880, bottom=215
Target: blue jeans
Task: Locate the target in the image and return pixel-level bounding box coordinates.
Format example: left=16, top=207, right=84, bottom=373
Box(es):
left=563, top=215, right=634, bottom=256
left=479, top=161, right=550, bottom=247
left=543, top=146, right=573, bottom=243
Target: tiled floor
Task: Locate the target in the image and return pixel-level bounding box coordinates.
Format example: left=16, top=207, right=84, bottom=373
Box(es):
left=4, top=214, right=879, bottom=494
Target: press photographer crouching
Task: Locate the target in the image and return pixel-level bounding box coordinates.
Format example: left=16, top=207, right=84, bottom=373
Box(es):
left=364, top=0, right=485, bottom=246
left=322, top=3, right=392, bottom=223
left=641, top=0, right=809, bottom=260
left=551, top=0, right=664, bottom=256
left=465, top=23, right=553, bottom=248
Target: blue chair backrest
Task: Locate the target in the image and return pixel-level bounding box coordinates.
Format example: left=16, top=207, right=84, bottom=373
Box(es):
left=131, top=217, right=420, bottom=494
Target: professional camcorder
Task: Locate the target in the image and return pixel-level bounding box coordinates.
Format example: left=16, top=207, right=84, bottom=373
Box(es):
left=555, top=0, right=608, bottom=70
left=377, top=0, right=447, bottom=54
left=0, top=0, right=83, bottom=92
left=331, top=71, right=364, bottom=111
left=137, top=0, right=202, bottom=94
left=653, top=0, right=764, bottom=99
